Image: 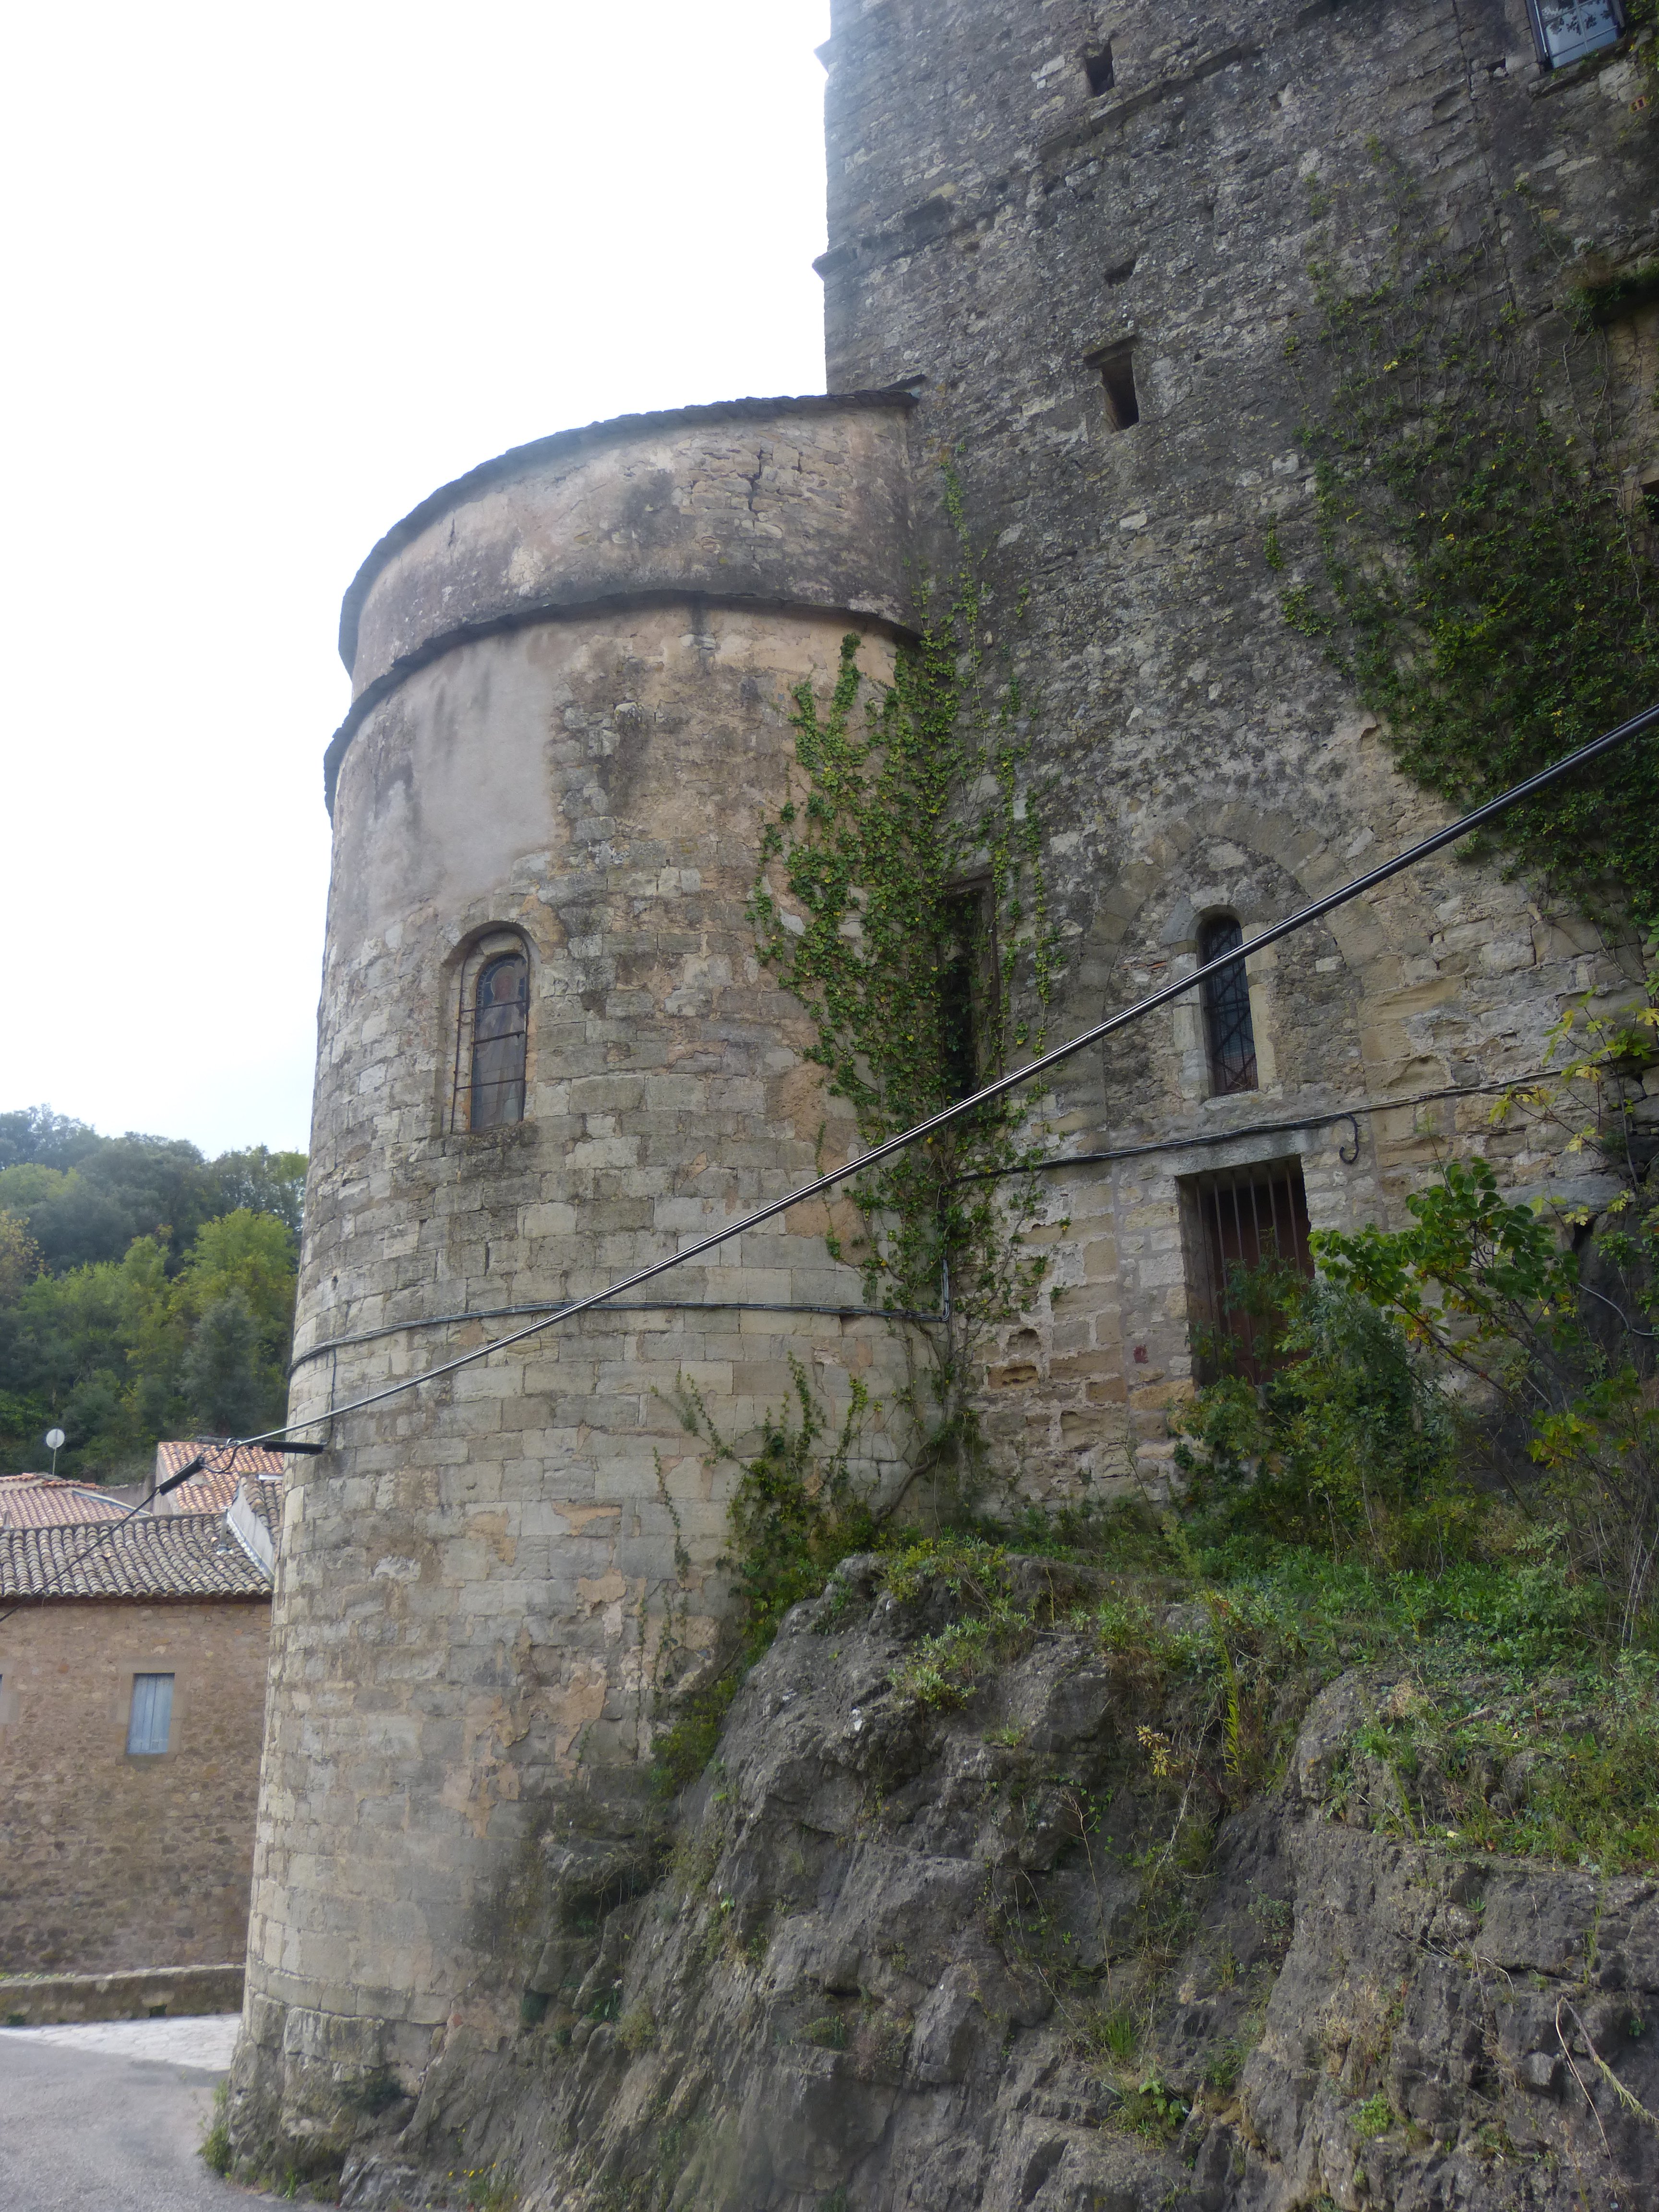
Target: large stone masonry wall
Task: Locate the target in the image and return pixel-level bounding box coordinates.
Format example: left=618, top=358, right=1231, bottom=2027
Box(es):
left=818, top=0, right=1658, bottom=1491
left=236, top=400, right=928, bottom=2144
left=0, top=1597, right=270, bottom=1973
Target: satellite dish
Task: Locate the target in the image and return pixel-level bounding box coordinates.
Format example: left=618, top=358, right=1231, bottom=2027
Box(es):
left=44, top=1429, right=65, bottom=1451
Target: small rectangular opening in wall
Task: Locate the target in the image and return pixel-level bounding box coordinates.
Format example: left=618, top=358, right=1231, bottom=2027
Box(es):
left=1095, top=344, right=1139, bottom=431
left=1180, top=1158, right=1314, bottom=1385
left=940, top=879, right=998, bottom=1104
left=1083, top=44, right=1115, bottom=96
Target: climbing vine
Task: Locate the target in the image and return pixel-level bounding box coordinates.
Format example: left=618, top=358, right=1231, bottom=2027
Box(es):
left=746, top=465, right=1061, bottom=1477
left=1278, top=153, right=1659, bottom=938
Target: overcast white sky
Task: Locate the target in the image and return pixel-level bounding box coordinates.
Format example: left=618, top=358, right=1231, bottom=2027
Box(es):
left=0, top=0, right=832, bottom=1159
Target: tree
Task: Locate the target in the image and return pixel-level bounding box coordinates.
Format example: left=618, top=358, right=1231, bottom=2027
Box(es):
left=203, top=1147, right=307, bottom=1235
left=180, top=1291, right=272, bottom=1436
left=0, top=1107, right=102, bottom=1171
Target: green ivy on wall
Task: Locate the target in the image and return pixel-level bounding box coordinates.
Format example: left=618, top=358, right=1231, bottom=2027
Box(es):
left=746, top=468, right=1061, bottom=1479
left=1278, top=160, right=1659, bottom=938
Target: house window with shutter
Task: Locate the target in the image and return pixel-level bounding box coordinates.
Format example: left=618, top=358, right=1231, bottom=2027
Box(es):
left=127, top=1672, right=175, bottom=1755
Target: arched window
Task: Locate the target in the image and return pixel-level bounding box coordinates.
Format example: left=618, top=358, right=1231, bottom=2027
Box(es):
left=468, top=952, right=528, bottom=1129
left=1198, top=914, right=1258, bottom=1096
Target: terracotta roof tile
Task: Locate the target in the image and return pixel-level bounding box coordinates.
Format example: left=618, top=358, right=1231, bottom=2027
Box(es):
left=0, top=1476, right=129, bottom=1529
left=0, top=1509, right=274, bottom=1600
left=153, top=1440, right=287, bottom=1517
left=156, top=1439, right=286, bottom=1480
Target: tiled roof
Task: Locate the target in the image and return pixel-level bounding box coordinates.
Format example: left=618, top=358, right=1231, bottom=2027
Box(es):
left=154, top=1440, right=287, bottom=1517
left=156, top=1437, right=285, bottom=1477
left=0, top=1509, right=275, bottom=1601
left=0, top=1476, right=129, bottom=1529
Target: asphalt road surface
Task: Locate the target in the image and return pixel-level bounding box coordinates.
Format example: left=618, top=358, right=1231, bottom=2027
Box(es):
left=0, top=2014, right=257, bottom=2211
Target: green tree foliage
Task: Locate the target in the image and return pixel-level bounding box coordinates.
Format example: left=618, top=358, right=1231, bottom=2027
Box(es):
left=180, top=1293, right=268, bottom=1437
left=0, top=1107, right=305, bottom=1479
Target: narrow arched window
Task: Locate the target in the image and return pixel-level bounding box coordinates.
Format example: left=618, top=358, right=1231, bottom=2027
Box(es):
left=1198, top=915, right=1258, bottom=1096
left=469, top=953, right=529, bottom=1129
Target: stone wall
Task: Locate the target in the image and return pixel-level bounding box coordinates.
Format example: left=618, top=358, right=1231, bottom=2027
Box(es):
left=0, top=1598, right=270, bottom=1973
left=231, top=0, right=1659, bottom=2159
left=817, top=0, right=1659, bottom=1491
left=238, top=399, right=929, bottom=2139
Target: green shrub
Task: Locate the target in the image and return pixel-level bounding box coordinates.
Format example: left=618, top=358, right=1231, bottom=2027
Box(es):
left=1175, top=1276, right=1472, bottom=1571
left=1352, top=2092, right=1395, bottom=2141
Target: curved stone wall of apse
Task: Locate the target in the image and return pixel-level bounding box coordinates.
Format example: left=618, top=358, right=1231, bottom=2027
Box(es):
left=233, top=394, right=921, bottom=2148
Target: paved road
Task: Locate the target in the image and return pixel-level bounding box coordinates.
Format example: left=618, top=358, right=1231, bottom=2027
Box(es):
left=0, top=2014, right=259, bottom=2211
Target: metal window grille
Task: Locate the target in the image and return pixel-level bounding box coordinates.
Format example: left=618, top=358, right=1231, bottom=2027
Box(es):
left=452, top=950, right=529, bottom=1131
left=1527, top=0, right=1624, bottom=67
left=1182, top=1158, right=1314, bottom=1384
left=127, top=1672, right=174, bottom=1755
left=1198, top=914, right=1258, bottom=1095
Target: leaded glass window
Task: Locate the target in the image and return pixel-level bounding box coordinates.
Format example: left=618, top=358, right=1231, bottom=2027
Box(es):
left=469, top=954, right=529, bottom=1129
left=127, top=1672, right=174, bottom=1755
left=1198, top=914, right=1258, bottom=1096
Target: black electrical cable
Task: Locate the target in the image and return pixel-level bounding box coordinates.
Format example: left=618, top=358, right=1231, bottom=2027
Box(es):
left=227, top=697, right=1659, bottom=1457
left=949, top=1072, right=1555, bottom=1182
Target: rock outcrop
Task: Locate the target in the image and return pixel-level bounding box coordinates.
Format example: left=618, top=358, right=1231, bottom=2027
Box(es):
left=286, top=1556, right=1656, bottom=2211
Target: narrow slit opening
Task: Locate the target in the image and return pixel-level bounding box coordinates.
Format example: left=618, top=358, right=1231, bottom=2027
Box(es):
left=1083, top=45, right=1115, bottom=96
left=1098, top=347, right=1139, bottom=431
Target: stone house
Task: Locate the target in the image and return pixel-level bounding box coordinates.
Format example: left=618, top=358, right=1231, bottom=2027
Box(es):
left=0, top=1479, right=278, bottom=1975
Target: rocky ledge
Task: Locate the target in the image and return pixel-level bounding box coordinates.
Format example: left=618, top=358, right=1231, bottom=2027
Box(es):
left=266, top=1553, right=1655, bottom=2211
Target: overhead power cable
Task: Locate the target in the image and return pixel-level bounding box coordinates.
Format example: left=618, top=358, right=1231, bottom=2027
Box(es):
left=232, top=700, right=1659, bottom=1456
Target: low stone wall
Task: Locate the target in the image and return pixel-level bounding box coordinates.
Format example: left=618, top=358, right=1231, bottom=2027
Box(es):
left=0, top=1961, right=244, bottom=2025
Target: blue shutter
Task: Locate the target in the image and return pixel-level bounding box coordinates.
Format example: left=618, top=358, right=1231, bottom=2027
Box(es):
left=127, top=1672, right=175, bottom=1755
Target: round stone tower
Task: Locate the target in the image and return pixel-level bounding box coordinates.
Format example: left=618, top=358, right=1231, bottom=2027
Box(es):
left=234, top=394, right=921, bottom=2151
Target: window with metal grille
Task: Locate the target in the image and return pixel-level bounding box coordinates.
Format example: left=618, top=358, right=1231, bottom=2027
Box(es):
left=1526, top=0, right=1623, bottom=69
left=127, top=1672, right=174, bottom=1755
left=1182, top=1159, right=1314, bottom=1384
left=452, top=948, right=529, bottom=1131
left=1198, top=914, right=1258, bottom=1096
